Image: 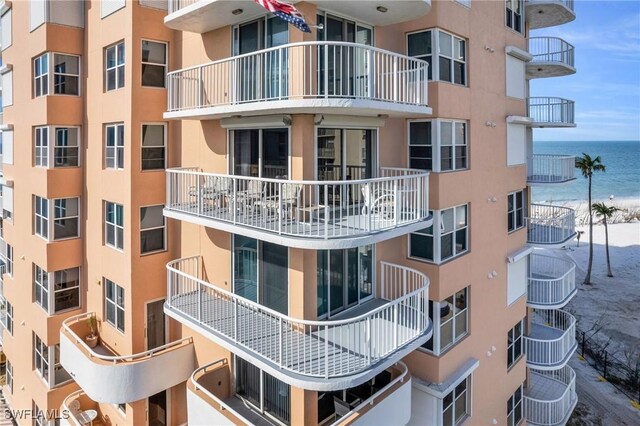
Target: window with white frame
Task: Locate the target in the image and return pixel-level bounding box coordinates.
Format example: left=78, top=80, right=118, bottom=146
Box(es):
left=507, top=190, right=525, bottom=232
left=34, top=264, right=80, bottom=315
left=105, top=201, right=124, bottom=250
left=105, top=123, right=125, bottom=169
left=34, top=53, right=49, bottom=97
left=410, top=204, right=469, bottom=263
left=423, top=287, right=469, bottom=355
left=5, top=301, right=12, bottom=336
left=33, top=264, right=49, bottom=313
left=5, top=359, right=12, bottom=394
left=105, top=41, right=125, bottom=91
left=506, top=0, right=524, bottom=34
left=33, top=335, right=72, bottom=388
left=54, top=198, right=80, bottom=240
left=33, top=401, right=45, bottom=426
left=408, top=29, right=467, bottom=85
left=456, top=0, right=471, bottom=6
left=34, top=196, right=80, bottom=241
left=141, top=40, right=167, bottom=88
left=33, top=53, right=80, bottom=97
left=141, top=124, right=166, bottom=170
left=33, top=333, right=49, bottom=382
left=507, top=384, right=524, bottom=426
left=54, top=268, right=80, bottom=313
left=34, top=127, right=80, bottom=168
left=104, top=278, right=125, bottom=332
left=34, top=196, right=49, bottom=239
left=507, top=320, right=524, bottom=368
left=140, top=205, right=165, bottom=254
left=5, top=244, right=13, bottom=276
left=53, top=54, right=80, bottom=95
left=34, top=127, right=49, bottom=167
left=443, top=375, right=470, bottom=426
left=409, top=120, right=468, bottom=172
left=54, top=127, right=80, bottom=167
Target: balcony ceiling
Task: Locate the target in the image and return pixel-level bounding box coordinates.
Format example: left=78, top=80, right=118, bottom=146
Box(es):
left=165, top=0, right=432, bottom=33
left=525, top=1, right=576, bottom=30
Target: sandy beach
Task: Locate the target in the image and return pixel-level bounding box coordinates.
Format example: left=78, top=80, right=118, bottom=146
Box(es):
left=542, top=197, right=640, bottom=226
left=544, top=221, right=640, bottom=354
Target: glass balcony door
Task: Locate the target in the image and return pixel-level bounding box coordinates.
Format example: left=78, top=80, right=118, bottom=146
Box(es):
left=317, top=128, right=375, bottom=208
left=231, top=128, right=289, bottom=178
left=233, top=236, right=288, bottom=315
left=236, top=357, right=291, bottom=425
left=317, top=245, right=374, bottom=318
left=317, top=13, right=373, bottom=97
left=233, top=17, right=288, bottom=102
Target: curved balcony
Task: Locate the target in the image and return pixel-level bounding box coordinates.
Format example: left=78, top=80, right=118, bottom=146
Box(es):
left=165, top=42, right=430, bottom=120
left=164, top=168, right=431, bottom=250
left=527, top=155, right=576, bottom=185
left=528, top=253, right=576, bottom=309
left=527, top=97, right=575, bottom=127
left=165, top=257, right=432, bottom=391
left=166, top=1, right=432, bottom=33
left=525, top=366, right=578, bottom=426
left=526, top=0, right=576, bottom=30
left=61, top=390, right=107, bottom=426
left=528, top=38, right=576, bottom=79
left=525, top=310, right=577, bottom=370
left=60, top=313, right=195, bottom=404
left=187, top=360, right=412, bottom=426
left=526, top=204, right=576, bottom=247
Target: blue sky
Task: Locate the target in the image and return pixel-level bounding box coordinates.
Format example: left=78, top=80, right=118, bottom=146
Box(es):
left=531, top=0, right=640, bottom=141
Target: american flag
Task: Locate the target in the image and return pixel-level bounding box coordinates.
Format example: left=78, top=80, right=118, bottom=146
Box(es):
left=253, top=0, right=312, bottom=33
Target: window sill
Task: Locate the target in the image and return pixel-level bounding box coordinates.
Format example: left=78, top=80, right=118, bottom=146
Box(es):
left=104, top=244, right=125, bottom=253
left=140, top=248, right=167, bottom=257
left=507, top=226, right=526, bottom=235
left=507, top=353, right=526, bottom=373
left=408, top=250, right=470, bottom=266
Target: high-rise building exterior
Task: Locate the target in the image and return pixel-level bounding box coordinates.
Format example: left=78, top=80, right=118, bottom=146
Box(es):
left=0, top=1, right=579, bottom=425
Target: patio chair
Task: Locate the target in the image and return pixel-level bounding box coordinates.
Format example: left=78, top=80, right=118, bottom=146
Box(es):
left=255, top=183, right=302, bottom=219
left=361, top=184, right=395, bottom=220
left=232, top=179, right=264, bottom=213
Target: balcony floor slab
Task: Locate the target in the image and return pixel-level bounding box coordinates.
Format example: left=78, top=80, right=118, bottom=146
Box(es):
left=164, top=205, right=432, bottom=250
left=165, top=294, right=431, bottom=391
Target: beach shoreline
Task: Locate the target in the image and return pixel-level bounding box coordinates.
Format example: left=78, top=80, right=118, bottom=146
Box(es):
left=533, top=197, right=640, bottom=226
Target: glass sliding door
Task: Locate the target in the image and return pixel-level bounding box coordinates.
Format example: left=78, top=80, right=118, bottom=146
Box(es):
left=236, top=357, right=291, bottom=425
left=262, top=128, right=288, bottom=178
left=233, top=236, right=258, bottom=302
left=317, top=245, right=374, bottom=318
left=234, top=17, right=289, bottom=102
left=316, top=12, right=373, bottom=97
left=233, top=236, right=288, bottom=315
left=317, top=128, right=375, bottom=209
left=231, top=128, right=289, bottom=178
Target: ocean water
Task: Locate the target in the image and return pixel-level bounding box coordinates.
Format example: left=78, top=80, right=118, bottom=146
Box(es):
left=532, top=140, right=640, bottom=203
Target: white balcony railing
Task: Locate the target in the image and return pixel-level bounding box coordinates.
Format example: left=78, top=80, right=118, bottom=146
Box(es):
left=0, top=264, right=5, bottom=299
left=168, top=0, right=198, bottom=14
left=528, top=253, right=576, bottom=309
left=527, top=155, right=576, bottom=184
left=525, top=366, right=577, bottom=426
left=165, top=168, right=430, bottom=248
left=167, top=42, right=429, bottom=116
left=525, top=310, right=577, bottom=369
left=526, top=204, right=576, bottom=246
left=529, top=37, right=575, bottom=68
left=528, top=97, right=575, bottom=126
left=166, top=257, right=430, bottom=386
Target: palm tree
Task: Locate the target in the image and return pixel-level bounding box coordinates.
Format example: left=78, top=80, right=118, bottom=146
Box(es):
left=575, top=153, right=606, bottom=284
left=592, top=202, right=621, bottom=277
